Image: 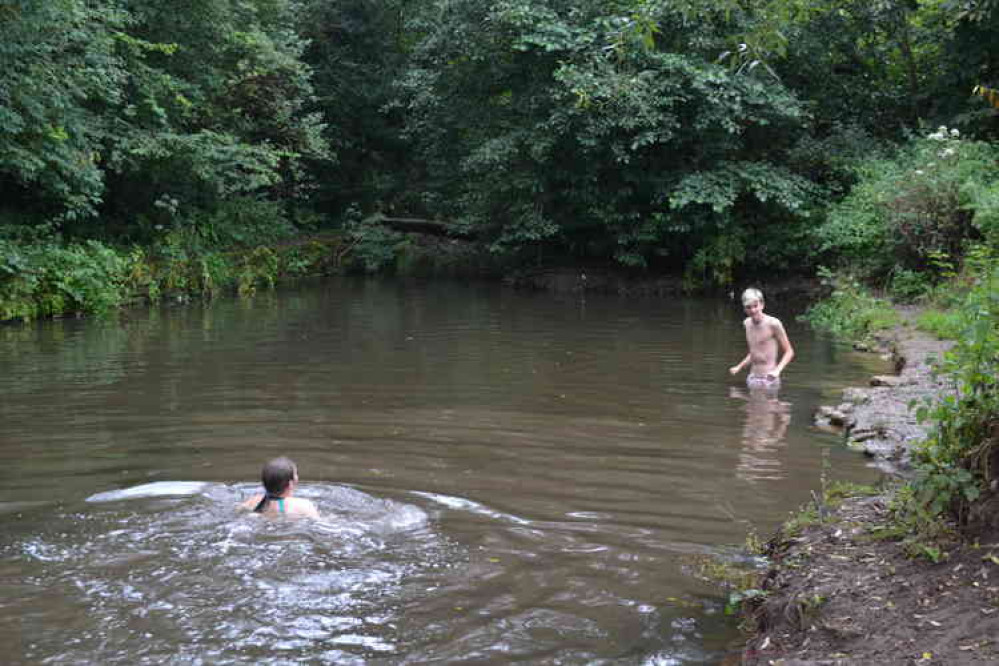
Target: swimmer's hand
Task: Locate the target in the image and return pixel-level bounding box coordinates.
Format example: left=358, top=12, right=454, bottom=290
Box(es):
left=728, top=365, right=740, bottom=376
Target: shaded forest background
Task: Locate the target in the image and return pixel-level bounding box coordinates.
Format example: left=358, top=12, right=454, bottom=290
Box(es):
left=2, top=0, right=998, bottom=299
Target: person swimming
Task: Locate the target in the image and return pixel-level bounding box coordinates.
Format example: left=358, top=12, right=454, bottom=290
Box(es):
left=240, top=456, right=320, bottom=519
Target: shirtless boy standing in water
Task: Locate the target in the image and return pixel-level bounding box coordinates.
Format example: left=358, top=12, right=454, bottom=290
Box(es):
left=728, top=288, right=795, bottom=388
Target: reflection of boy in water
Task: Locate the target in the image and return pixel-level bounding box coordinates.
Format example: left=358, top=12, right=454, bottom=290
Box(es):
left=728, top=288, right=795, bottom=389
left=730, top=386, right=791, bottom=482
left=240, top=456, right=320, bottom=519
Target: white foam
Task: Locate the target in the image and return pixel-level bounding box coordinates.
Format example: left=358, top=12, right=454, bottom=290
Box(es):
left=86, top=481, right=210, bottom=503
left=411, top=491, right=531, bottom=525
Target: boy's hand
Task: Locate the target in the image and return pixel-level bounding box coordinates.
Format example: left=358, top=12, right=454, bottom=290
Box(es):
left=728, top=366, right=740, bottom=375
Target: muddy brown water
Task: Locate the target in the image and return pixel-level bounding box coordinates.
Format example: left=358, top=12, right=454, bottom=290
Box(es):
left=0, top=278, right=885, bottom=664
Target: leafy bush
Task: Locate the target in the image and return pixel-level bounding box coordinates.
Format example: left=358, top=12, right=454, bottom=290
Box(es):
left=964, top=178, right=999, bottom=248
left=888, top=268, right=931, bottom=303
left=0, top=225, right=346, bottom=321
left=237, top=248, right=280, bottom=296
left=905, top=246, right=999, bottom=526
left=182, top=198, right=299, bottom=249
left=341, top=207, right=409, bottom=274
left=0, top=239, right=129, bottom=320
left=815, top=128, right=999, bottom=278
left=801, top=268, right=899, bottom=343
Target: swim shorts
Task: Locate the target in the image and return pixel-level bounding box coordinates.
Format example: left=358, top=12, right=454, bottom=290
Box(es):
left=747, top=374, right=780, bottom=389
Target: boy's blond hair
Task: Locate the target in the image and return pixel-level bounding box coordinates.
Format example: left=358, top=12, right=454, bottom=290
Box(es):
left=741, top=288, right=764, bottom=307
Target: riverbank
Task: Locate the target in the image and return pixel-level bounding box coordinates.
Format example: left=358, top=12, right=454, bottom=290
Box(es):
left=0, top=224, right=824, bottom=324
left=740, top=312, right=999, bottom=665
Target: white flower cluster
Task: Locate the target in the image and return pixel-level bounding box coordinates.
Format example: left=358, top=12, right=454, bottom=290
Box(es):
left=928, top=125, right=960, bottom=141
left=926, top=126, right=962, bottom=161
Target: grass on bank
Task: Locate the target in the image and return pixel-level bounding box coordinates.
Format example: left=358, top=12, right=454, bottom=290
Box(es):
left=0, top=232, right=343, bottom=322
left=800, top=268, right=899, bottom=347
left=803, top=246, right=999, bottom=558
left=0, top=213, right=500, bottom=323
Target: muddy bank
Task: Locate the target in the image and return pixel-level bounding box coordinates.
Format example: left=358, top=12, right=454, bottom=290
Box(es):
left=742, top=313, right=999, bottom=665
left=743, top=495, right=999, bottom=665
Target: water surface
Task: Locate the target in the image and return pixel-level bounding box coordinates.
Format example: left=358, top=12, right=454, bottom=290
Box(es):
left=0, top=278, right=885, bottom=664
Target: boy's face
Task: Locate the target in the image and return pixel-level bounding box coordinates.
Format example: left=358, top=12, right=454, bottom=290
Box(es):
left=744, top=298, right=764, bottom=323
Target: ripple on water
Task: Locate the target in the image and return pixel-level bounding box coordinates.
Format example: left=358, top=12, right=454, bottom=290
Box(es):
left=7, top=481, right=455, bottom=664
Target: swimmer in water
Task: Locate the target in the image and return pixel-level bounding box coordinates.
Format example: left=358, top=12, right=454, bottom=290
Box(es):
left=728, top=287, right=795, bottom=389
left=240, top=456, right=320, bottom=519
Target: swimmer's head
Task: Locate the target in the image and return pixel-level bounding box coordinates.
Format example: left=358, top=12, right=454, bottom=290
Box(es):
left=261, top=456, right=298, bottom=497
left=741, top=287, right=764, bottom=308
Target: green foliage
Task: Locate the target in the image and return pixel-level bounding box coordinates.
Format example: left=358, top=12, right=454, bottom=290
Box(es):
left=0, top=239, right=129, bottom=320
left=343, top=211, right=409, bottom=274
left=815, top=128, right=999, bottom=279
left=391, top=0, right=816, bottom=280
left=881, top=484, right=957, bottom=561
left=801, top=268, right=899, bottom=344
left=0, top=0, right=128, bottom=222
left=179, top=198, right=298, bottom=249
left=725, top=588, right=767, bottom=616
left=902, top=247, right=999, bottom=527
left=917, top=309, right=964, bottom=340
left=237, top=248, right=280, bottom=296
left=824, top=480, right=879, bottom=504
left=785, top=123, right=890, bottom=198
left=964, top=177, right=999, bottom=248
left=295, top=0, right=410, bottom=214
left=0, top=0, right=329, bottom=238
left=888, top=268, right=931, bottom=303
left=3, top=0, right=998, bottom=282
left=280, top=241, right=333, bottom=277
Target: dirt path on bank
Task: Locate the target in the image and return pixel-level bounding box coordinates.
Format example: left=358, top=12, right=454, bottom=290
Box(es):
left=742, top=314, right=999, bottom=665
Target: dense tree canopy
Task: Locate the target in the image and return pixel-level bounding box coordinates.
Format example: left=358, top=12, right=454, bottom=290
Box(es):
left=1, top=0, right=326, bottom=239
left=2, top=0, right=997, bottom=281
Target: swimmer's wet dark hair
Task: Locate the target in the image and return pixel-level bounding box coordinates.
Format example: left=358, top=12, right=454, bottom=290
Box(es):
left=253, top=456, right=297, bottom=513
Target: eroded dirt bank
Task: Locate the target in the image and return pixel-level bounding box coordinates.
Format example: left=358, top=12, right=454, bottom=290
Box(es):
left=742, top=313, right=999, bottom=665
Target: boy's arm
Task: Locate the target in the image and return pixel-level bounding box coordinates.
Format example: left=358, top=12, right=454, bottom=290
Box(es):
left=769, top=319, right=795, bottom=377
left=729, top=353, right=751, bottom=375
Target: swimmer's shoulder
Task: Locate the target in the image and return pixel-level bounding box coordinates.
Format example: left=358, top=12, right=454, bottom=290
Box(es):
left=290, top=497, right=320, bottom=519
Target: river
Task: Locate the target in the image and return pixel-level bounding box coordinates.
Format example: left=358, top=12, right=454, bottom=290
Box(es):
left=0, top=278, right=885, bottom=664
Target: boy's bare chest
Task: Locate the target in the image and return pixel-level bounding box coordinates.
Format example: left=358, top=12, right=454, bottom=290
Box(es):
left=746, top=321, right=776, bottom=344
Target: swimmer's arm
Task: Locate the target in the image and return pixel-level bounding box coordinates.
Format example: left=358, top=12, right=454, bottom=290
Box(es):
left=769, top=319, right=795, bottom=378
left=238, top=494, right=263, bottom=512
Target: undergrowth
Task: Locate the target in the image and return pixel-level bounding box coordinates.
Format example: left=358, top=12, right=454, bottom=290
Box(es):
left=0, top=232, right=345, bottom=322
left=801, top=267, right=899, bottom=345
left=902, top=246, right=999, bottom=533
